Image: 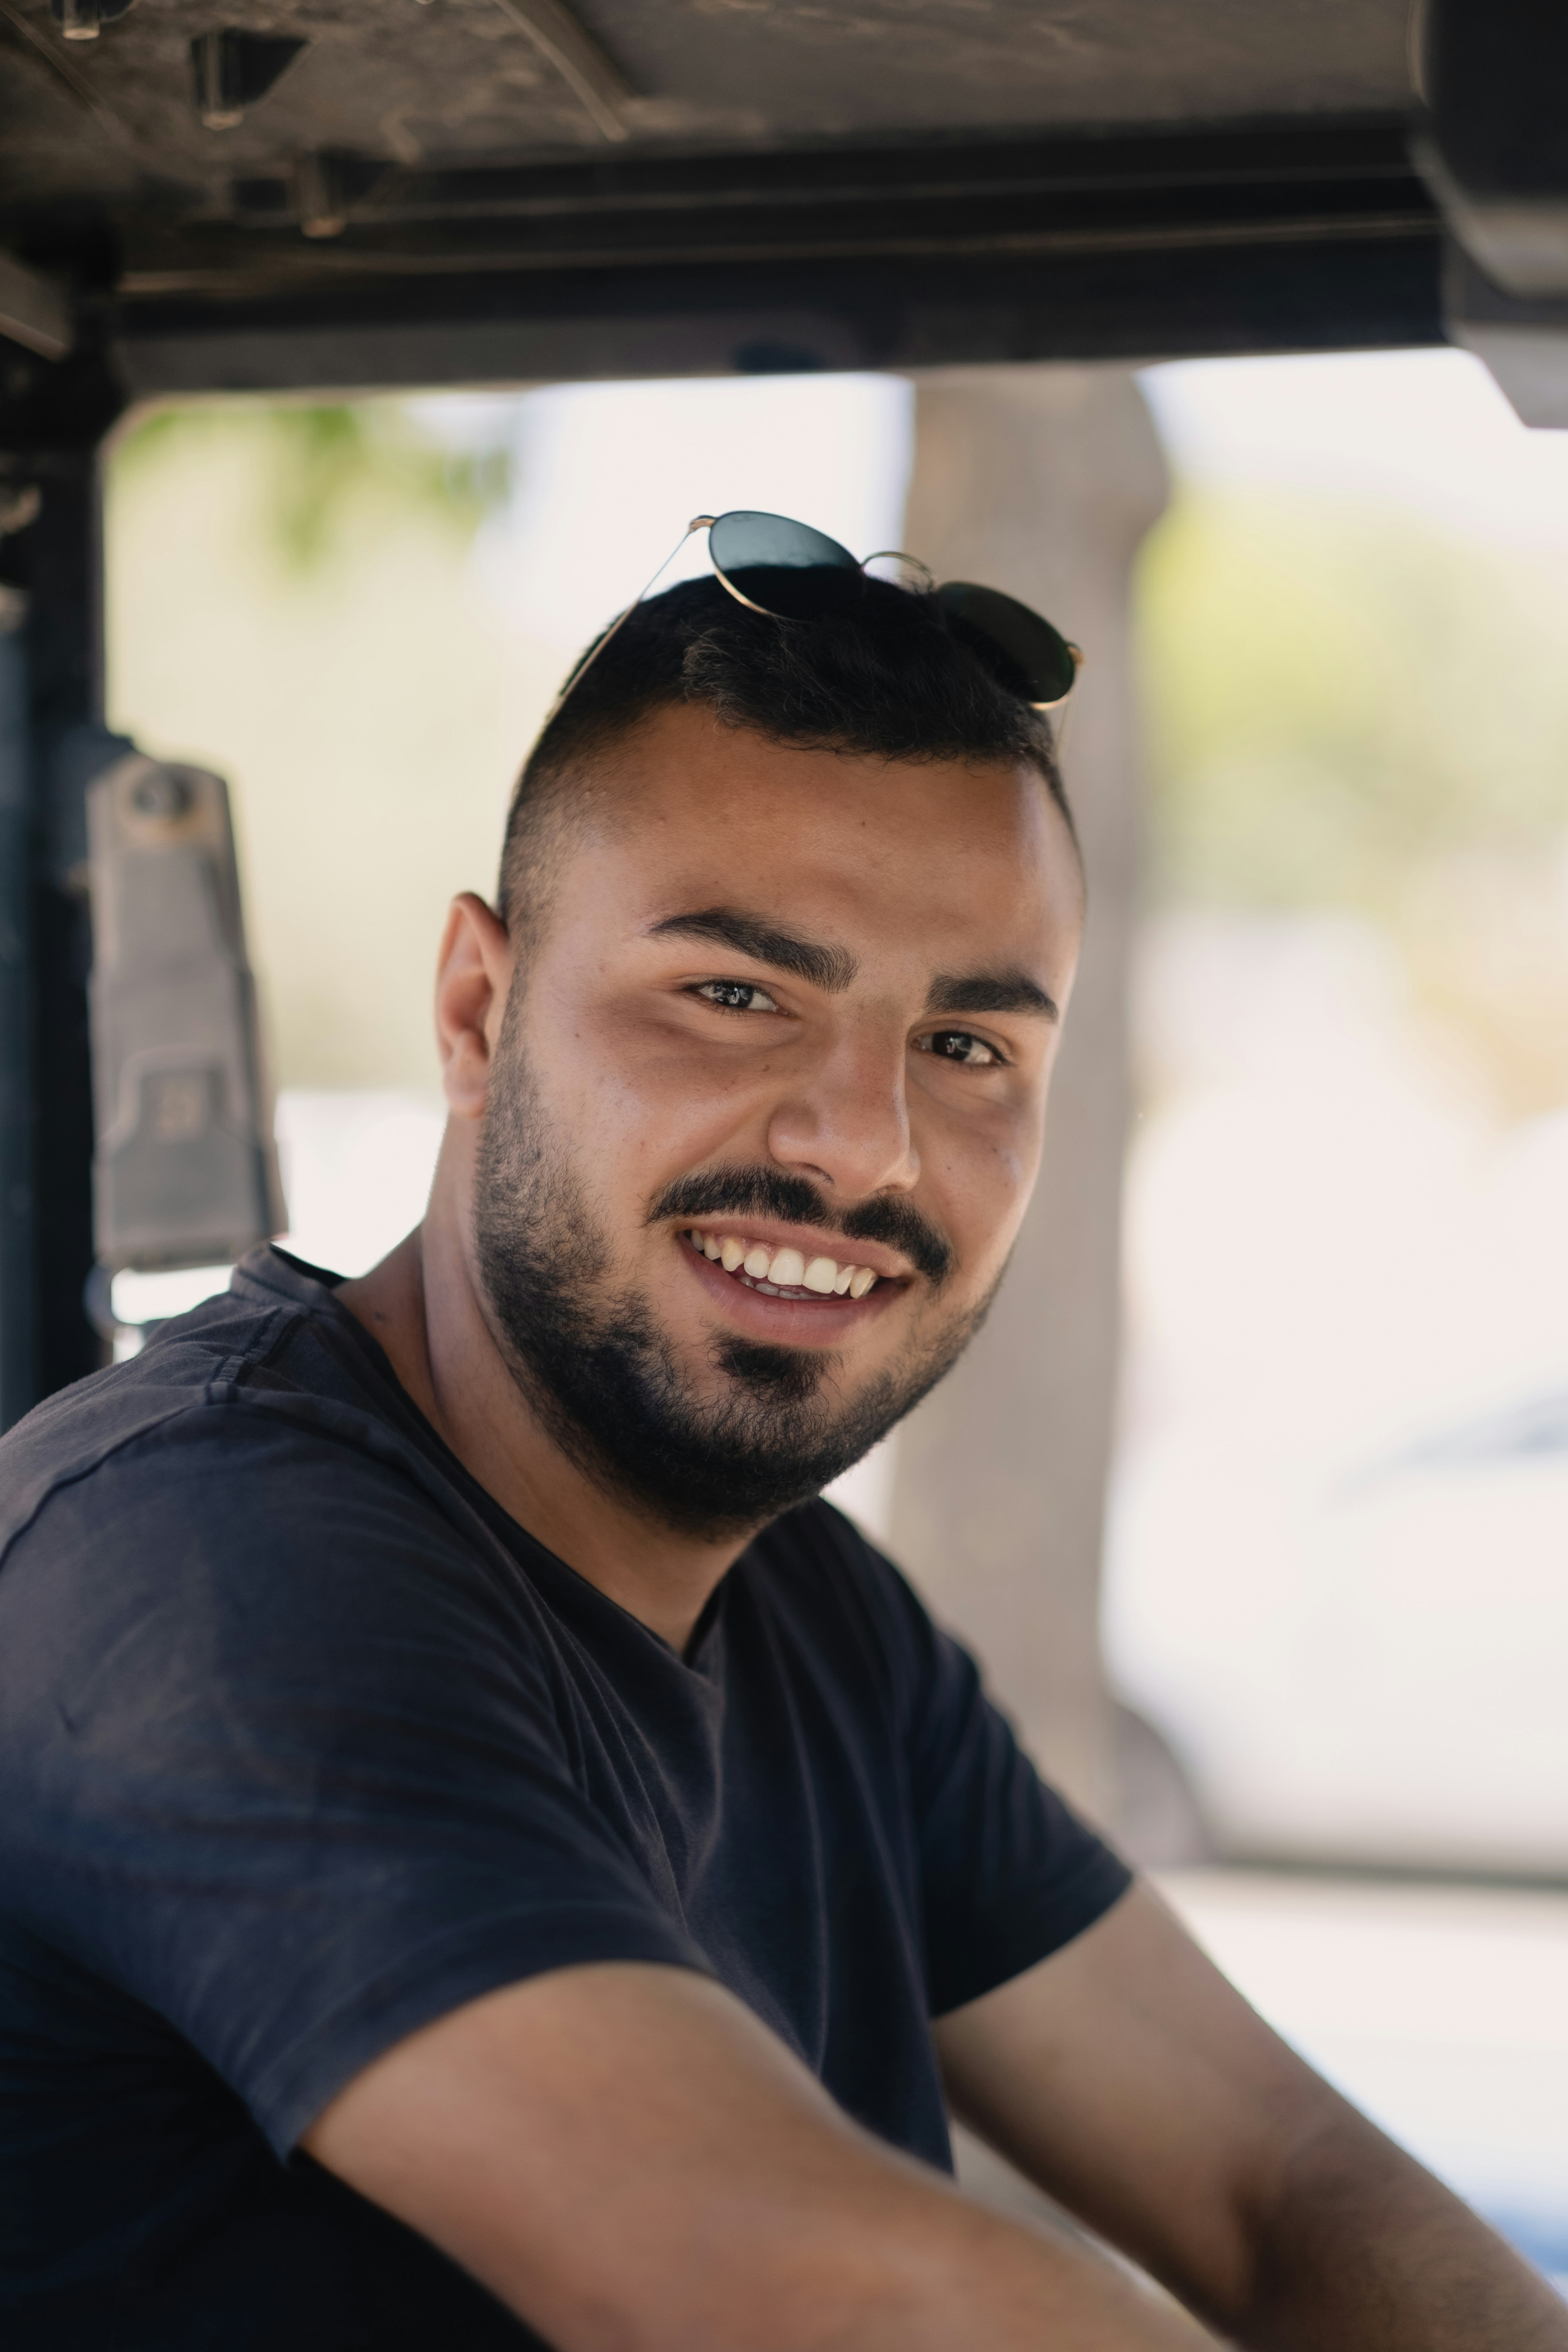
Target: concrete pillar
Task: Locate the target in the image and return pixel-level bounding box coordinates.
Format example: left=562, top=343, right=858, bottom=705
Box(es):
left=890, top=366, right=1168, bottom=1827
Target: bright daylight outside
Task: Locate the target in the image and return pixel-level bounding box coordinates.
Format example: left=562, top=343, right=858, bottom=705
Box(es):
left=106, top=354, right=1568, bottom=2295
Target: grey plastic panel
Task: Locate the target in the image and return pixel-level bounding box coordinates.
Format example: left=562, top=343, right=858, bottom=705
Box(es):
left=87, top=755, right=285, bottom=1273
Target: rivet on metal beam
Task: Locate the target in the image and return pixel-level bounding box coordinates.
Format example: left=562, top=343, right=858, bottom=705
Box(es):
left=50, top=0, right=135, bottom=37
left=192, top=29, right=244, bottom=129
left=188, top=28, right=306, bottom=132
left=292, top=152, right=347, bottom=241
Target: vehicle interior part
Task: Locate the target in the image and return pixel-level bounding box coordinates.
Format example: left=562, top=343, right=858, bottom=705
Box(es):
left=0, top=0, right=1443, bottom=398
left=1417, top=0, right=1568, bottom=300
left=86, top=753, right=285, bottom=1278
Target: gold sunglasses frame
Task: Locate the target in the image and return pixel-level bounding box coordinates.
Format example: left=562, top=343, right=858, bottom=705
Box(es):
left=542, top=512, right=1083, bottom=732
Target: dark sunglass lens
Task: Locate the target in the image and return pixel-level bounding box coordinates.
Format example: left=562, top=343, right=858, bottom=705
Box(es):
left=936, top=582, right=1078, bottom=706
left=709, top=510, right=862, bottom=620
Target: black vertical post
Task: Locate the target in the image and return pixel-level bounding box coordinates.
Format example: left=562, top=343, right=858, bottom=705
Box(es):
left=0, top=584, right=31, bottom=1429
left=0, top=336, right=126, bottom=1427
left=30, top=452, right=108, bottom=1403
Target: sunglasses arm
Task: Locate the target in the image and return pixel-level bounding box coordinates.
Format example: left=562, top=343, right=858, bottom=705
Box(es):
left=537, top=517, right=715, bottom=730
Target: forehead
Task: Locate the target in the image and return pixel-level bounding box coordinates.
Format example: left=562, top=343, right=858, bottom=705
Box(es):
left=557, top=703, right=1082, bottom=979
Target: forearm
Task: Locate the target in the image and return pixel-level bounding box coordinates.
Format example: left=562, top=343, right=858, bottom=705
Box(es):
left=625, top=2159, right=1223, bottom=2352
left=934, top=1888, right=1568, bottom=2352
left=1235, top=2109, right=1568, bottom=2352
left=419, top=2035, right=1226, bottom=2351
left=312, top=1963, right=1220, bottom=2352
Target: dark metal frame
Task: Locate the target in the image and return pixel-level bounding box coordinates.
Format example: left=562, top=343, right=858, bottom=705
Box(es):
left=111, top=116, right=1441, bottom=395
left=0, top=474, right=124, bottom=1419
left=0, top=340, right=129, bottom=1421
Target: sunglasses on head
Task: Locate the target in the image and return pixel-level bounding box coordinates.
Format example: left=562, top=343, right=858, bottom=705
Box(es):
left=548, top=508, right=1083, bottom=723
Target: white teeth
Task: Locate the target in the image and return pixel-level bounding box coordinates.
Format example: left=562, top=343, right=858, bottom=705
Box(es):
left=691, top=1230, right=884, bottom=1299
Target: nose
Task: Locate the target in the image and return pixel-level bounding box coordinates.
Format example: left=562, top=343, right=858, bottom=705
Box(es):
left=764, top=1018, right=919, bottom=1199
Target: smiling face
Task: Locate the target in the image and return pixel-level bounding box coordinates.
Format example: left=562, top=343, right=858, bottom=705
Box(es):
left=469, top=699, right=1083, bottom=1537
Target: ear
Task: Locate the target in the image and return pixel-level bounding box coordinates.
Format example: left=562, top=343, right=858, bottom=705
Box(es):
left=436, top=892, right=514, bottom=1120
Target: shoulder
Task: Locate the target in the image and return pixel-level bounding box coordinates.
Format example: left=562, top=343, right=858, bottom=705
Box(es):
left=0, top=1307, right=269, bottom=1570
left=0, top=1282, right=538, bottom=1738
left=0, top=1249, right=442, bottom=1573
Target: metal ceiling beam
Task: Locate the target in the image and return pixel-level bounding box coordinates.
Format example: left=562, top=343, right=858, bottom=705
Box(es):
left=93, top=116, right=1441, bottom=401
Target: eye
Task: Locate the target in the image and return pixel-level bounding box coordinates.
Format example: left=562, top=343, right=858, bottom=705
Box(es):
left=918, top=1028, right=1004, bottom=1069
left=692, top=979, right=782, bottom=1014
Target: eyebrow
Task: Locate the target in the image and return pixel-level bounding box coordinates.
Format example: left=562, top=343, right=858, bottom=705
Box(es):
left=647, top=906, right=858, bottom=993
left=925, top=969, right=1060, bottom=1022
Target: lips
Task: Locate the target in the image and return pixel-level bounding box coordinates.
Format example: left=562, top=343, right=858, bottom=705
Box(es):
left=683, top=1228, right=882, bottom=1301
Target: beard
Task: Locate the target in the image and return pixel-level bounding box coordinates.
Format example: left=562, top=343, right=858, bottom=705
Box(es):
left=471, top=1021, right=997, bottom=1541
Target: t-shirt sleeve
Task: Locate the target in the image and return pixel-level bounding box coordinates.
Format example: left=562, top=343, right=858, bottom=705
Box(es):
left=858, top=1534, right=1133, bottom=2017
left=0, top=1403, right=711, bottom=2157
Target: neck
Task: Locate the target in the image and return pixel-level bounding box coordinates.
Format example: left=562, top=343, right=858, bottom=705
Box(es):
left=337, top=1176, right=750, bottom=1656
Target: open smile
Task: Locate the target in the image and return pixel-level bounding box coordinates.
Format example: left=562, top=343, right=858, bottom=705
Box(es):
left=675, top=1227, right=914, bottom=1341
left=683, top=1228, right=885, bottom=1302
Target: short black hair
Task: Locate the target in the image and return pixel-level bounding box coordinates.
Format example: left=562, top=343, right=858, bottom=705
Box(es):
left=496, top=573, right=1073, bottom=929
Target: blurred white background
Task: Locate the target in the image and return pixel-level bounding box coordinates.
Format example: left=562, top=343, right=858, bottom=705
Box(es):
left=1113, top=347, right=1568, bottom=1876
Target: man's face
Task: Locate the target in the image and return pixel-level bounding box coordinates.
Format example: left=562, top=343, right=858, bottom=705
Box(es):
left=470, top=701, right=1083, bottom=1536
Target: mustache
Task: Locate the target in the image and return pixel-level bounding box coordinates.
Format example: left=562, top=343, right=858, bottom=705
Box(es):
left=646, top=1164, right=954, bottom=1289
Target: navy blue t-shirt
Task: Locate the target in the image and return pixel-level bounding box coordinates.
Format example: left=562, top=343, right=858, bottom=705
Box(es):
left=0, top=1245, right=1130, bottom=2348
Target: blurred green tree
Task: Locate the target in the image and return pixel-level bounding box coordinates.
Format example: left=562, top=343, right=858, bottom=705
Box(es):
left=1136, top=488, right=1568, bottom=1115
left=104, top=397, right=528, bottom=1090
left=113, top=401, right=511, bottom=574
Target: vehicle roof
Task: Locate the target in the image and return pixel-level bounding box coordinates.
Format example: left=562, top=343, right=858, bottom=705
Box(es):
left=0, top=0, right=1437, bottom=400
left=3, top=0, right=1415, bottom=195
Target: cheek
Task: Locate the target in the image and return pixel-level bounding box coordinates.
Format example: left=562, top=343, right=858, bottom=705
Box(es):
left=925, top=1119, right=1043, bottom=1285
left=531, top=996, right=767, bottom=1182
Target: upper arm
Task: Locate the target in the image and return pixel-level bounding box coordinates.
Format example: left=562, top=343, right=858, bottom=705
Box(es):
left=0, top=1414, right=701, bottom=2154
left=931, top=1879, right=1352, bottom=2321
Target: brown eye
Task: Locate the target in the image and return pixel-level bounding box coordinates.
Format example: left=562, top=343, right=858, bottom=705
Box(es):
left=920, top=1030, right=1001, bottom=1068
left=694, top=980, right=780, bottom=1014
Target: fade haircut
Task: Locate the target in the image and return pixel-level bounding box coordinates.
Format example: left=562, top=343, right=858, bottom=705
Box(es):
left=495, top=573, right=1074, bottom=934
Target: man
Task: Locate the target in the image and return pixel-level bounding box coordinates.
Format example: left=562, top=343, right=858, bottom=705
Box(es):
left=0, top=550, right=1561, bottom=2352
